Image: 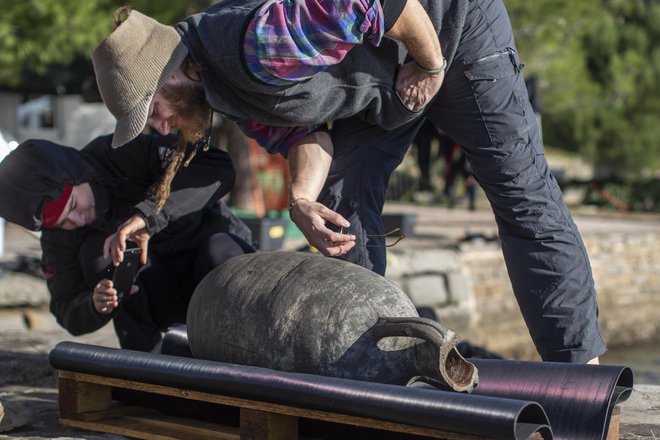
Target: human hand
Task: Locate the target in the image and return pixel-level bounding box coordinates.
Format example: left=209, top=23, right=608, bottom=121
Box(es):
left=104, top=214, right=150, bottom=266
left=395, top=61, right=445, bottom=111
left=92, top=279, right=139, bottom=314
left=290, top=199, right=357, bottom=257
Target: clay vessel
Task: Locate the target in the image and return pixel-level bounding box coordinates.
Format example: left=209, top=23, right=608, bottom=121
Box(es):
left=187, top=251, right=478, bottom=392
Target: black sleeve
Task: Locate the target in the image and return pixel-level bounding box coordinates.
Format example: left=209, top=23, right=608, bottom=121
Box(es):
left=83, top=133, right=236, bottom=236
left=41, top=231, right=112, bottom=336
left=381, top=0, right=407, bottom=33
left=134, top=146, right=237, bottom=235
left=82, top=133, right=163, bottom=187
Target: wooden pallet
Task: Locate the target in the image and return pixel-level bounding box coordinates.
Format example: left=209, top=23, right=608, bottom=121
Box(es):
left=57, top=370, right=510, bottom=440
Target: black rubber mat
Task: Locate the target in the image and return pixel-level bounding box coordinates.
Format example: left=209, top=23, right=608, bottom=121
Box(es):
left=409, top=359, right=632, bottom=440
left=51, top=341, right=550, bottom=439
left=470, top=359, right=633, bottom=440
left=49, top=341, right=632, bottom=439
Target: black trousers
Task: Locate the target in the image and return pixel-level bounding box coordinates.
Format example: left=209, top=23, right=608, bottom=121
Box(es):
left=322, top=0, right=605, bottom=363
left=81, top=230, right=254, bottom=351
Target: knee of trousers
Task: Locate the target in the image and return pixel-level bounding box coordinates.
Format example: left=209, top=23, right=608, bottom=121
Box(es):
left=320, top=145, right=403, bottom=276
left=474, top=145, right=572, bottom=238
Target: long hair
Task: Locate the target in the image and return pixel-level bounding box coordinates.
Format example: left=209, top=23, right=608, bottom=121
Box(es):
left=151, top=139, right=187, bottom=212
left=148, top=59, right=212, bottom=212
left=150, top=122, right=212, bottom=213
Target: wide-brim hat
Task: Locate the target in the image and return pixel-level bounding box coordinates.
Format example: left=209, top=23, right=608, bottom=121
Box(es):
left=92, top=10, right=189, bottom=148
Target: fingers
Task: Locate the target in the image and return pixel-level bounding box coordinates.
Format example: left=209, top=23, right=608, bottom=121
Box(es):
left=319, top=207, right=351, bottom=230
left=138, top=241, right=148, bottom=265
left=304, top=214, right=356, bottom=257
left=318, top=240, right=356, bottom=258
left=105, top=215, right=151, bottom=266
left=103, top=235, right=112, bottom=260
left=93, top=279, right=117, bottom=314
left=103, top=233, right=123, bottom=265
left=93, top=280, right=140, bottom=314
left=290, top=199, right=358, bottom=258
left=395, top=62, right=444, bottom=111
left=103, top=232, right=125, bottom=266
left=307, top=232, right=355, bottom=258
left=112, top=234, right=125, bottom=266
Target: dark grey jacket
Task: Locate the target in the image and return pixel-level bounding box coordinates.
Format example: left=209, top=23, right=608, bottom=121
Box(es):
left=176, top=0, right=468, bottom=129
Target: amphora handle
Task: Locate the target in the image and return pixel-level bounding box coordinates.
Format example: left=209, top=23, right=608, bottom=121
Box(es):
left=372, top=316, right=479, bottom=393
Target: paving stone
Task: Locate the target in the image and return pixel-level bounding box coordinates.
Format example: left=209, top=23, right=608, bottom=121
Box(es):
left=405, top=273, right=448, bottom=306
left=619, top=385, right=660, bottom=439
left=0, top=311, right=27, bottom=332
left=0, top=272, right=49, bottom=308
left=0, top=397, right=30, bottom=433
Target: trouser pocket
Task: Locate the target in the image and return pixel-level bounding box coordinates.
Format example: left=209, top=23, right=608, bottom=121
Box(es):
left=463, top=47, right=529, bottom=145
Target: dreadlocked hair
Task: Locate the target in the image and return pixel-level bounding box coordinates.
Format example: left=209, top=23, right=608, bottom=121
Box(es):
left=150, top=137, right=201, bottom=213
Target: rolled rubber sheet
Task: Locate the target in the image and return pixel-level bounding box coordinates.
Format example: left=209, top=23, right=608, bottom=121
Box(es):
left=470, top=359, right=633, bottom=440
left=49, top=341, right=632, bottom=440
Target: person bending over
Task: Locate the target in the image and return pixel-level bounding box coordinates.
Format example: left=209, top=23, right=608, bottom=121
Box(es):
left=91, top=0, right=605, bottom=364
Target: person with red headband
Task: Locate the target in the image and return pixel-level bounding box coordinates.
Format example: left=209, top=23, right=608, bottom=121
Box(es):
left=0, top=134, right=254, bottom=351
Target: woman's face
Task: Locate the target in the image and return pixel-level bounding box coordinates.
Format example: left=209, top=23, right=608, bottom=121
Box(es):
left=52, top=183, right=96, bottom=230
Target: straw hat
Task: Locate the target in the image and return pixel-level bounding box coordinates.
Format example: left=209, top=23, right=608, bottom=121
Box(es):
left=92, top=9, right=189, bottom=148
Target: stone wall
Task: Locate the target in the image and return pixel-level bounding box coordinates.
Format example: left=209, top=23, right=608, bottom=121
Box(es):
left=386, top=231, right=660, bottom=360
left=586, top=232, right=660, bottom=345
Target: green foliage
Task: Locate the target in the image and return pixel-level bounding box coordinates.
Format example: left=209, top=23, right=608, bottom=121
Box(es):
left=0, top=0, right=214, bottom=87
left=506, top=0, right=660, bottom=181
left=1, top=0, right=658, bottom=186
left=0, top=0, right=110, bottom=86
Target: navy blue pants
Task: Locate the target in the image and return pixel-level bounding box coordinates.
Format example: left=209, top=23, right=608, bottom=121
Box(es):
left=323, top=0, right=605, bottom=363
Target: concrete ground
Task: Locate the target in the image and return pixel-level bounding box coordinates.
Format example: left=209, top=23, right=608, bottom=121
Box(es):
left=1, top=204, right=659, bottom=439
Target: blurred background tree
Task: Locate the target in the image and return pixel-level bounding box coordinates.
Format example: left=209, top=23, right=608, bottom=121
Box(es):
left=0, top=0, right=213, bottom=88
left=1, top=0, right=658, bottom=207
left=506, top=0, right=660, bottom=183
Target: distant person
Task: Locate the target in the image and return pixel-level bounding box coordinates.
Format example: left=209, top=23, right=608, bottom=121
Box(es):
left=0, top=134, right=254, bottom=351
left=441, top=134, right=476, bottom=211
left=413, top=120, right=476, bottom=210
left=413, top=120, right=440, bottom=193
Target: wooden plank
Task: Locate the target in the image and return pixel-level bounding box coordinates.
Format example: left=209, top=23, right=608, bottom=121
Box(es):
left=58, top=370, right=497, bottom=440
left=62, top=410, right=240, bottom=440
left=58, top=375, right=112, bottom=413
left=606, top=406, right=620, bottom=440
left=61, top=402, right=147, bottom=422
left=240, top=408, right=298, bottom=440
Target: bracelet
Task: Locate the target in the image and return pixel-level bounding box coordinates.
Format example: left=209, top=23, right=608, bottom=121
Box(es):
left=414, top=57, right=448, bottom=75
left=288, top=197, right=309, bottom=214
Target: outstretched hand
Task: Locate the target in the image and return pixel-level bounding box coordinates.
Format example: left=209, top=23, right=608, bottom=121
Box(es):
left=290, top=199, right=356, bottom=257
left=104, top=214, right=150, bottom=266
left=395, top=61, right=444, bottom=112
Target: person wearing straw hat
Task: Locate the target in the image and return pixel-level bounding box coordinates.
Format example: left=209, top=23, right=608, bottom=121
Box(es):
left=0, top=134, right=254, bottom=351
left=91, top=0, right=605, bottom=365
